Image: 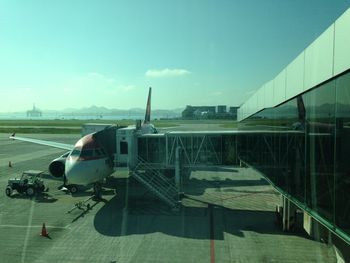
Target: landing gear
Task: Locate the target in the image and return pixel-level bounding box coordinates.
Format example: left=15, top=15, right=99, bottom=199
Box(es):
left=69, top=185, right=78, bottom=194
left=93, top=183, right=102, bottom=200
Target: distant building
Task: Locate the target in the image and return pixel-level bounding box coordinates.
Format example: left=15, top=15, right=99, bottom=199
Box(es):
left=27, top=104, right=42, bottom=117
left=217, top=105, right=227, bottom=114
left=182, top=105, right=216, bottom=119
left=229, top=106, right=239, bottom=120
left=182, top=105, right=239, bottom=120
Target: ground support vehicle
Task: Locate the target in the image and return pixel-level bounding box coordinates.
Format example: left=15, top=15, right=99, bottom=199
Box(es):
left=5, top=170, right=46, bottom=197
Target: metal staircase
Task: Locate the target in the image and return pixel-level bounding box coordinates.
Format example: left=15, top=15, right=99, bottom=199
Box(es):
left=131, top=156, right=179, bottom=208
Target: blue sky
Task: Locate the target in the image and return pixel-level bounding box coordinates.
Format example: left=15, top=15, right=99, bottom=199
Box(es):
left=0, top=0, right=349, bottom=112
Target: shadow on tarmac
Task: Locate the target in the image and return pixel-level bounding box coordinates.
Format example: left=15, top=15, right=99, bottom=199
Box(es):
left=93, top=192, right=305, bottom=240
left=8, top=192, right=58, bottom=203
left=183, top=177, right=269, bottom=196
left=92, top=171, right=306, bottom=240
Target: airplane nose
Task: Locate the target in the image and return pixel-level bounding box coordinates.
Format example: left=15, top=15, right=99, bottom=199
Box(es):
left=65, top=156, right=104, bottom=186
left=65, top=158, right=83, bottom=185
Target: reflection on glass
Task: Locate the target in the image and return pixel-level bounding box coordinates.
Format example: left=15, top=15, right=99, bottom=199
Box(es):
left=335, top=73, right=350, bottom=234
left=239, top=71, right=350, bottom=237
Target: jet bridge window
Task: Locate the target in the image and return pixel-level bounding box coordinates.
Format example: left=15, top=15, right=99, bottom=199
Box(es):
left=120, top=141, right=128, bottom=154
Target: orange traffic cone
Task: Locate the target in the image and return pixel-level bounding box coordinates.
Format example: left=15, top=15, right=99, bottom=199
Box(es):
left=8, top=161, right=12, bottom=168
left=40, top=223, right=48, bottom=237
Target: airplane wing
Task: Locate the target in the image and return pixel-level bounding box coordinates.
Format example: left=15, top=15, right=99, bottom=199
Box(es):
left=9, top=135, right=74, bottom=151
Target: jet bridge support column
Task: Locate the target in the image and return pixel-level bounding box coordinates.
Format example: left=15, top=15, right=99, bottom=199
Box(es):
left=281, top=195, right=297, bottom=231
left=303, top=212, right=333, bottom=245
left=175, top=146, right=181, bottom=192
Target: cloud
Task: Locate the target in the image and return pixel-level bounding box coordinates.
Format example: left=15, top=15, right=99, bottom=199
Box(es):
left=145, top=68, right=191, bottom=78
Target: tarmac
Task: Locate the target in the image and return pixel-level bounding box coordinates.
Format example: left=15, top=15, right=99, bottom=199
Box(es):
left=0, top=133, right=337, bottom=262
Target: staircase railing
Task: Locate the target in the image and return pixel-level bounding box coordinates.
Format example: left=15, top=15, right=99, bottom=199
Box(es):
left=131, top=156, right=179, bottom=208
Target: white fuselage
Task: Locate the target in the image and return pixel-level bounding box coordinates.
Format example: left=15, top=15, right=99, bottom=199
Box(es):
left=65, top=157, right=112, bottom=185
left=64, top=133, right=113, bottom=186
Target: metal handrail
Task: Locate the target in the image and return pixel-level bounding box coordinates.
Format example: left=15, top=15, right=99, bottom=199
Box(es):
left=132, top=156, right=178, bottom=207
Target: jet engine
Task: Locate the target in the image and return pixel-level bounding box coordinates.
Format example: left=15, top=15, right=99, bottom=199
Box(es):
left=49, top=152, right=70, bottom=178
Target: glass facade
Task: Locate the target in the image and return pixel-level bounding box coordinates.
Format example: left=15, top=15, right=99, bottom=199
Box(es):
left=137, top=133, right=239, bottom=167
left=238, top=71, right=350, bottom=240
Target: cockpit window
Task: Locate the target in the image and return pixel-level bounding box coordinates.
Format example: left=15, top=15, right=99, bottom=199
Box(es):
left=81, top=149, right=93, bottom=157
left=70, top=148, right=81, bottom=157
left=71, top=148, right=106, bottom=159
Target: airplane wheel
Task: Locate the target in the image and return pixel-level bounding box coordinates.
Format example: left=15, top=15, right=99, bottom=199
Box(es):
left=93, top=184, right=102, bottom=200
left=5, top=187, right=12, bottom=197
left=26, top=187, right=34, bottom=196
left=70, top=185, right=78, bottom=194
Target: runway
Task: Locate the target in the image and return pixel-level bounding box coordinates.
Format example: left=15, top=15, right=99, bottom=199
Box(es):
left=0, top=133, right=336, bottom=262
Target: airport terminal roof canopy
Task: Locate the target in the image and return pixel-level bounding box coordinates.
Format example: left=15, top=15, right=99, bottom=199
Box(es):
left=238, top=8, right=350, bottom=121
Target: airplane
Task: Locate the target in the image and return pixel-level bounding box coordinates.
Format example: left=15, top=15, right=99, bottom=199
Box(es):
left=10, top=87, right=156, bottom=198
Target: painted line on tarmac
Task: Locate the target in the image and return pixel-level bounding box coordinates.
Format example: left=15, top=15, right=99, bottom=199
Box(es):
left=21, top=200, right=35, bottom=263
left=121, top=177, right=129, bottom=236
left=209, top=204, right=216, bottom=263
left=121, top=208, right=128, bottom=236
left=0, top=224, right=69, bottom=229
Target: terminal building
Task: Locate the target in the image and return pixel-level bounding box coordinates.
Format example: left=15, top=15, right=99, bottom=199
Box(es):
left=182, top=105, right=216, bottom=119
left=237, top=7, right=350, bottom=259
left=228, top=106, right=239, bottom=119
left=182, top=105, right=239, bottom=119
left=217, top=105, right=227, bottom=114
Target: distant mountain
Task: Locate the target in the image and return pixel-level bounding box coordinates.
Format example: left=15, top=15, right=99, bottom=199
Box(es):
left=128, top=108, right=144, bottom=113
left=37, top=105, right=185, bottom=118
left=62, top=105, right=111, bottom=114
left=0, top=105, right=185, bottom=119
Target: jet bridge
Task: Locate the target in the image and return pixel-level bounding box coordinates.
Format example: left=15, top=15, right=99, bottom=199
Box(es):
left=130, top=130, right=240, bottom=208
left=96, top=126, right=307, bottom=211
left=131, top=129, right=310, bottom=214
left=137, top=131, right=240, bottom=168
left=101, top=128, right=241, bottom=208
left=116, top=129, right=303, bottom=208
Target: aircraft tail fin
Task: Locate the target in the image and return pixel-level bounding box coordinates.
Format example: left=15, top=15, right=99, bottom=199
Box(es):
left=144, top=87, right=152, bottom=123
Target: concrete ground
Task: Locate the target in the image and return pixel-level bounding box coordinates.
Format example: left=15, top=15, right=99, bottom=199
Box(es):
left=0, top=133, right=336, bottom=262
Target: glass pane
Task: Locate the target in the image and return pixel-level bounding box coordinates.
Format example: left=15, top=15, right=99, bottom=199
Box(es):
left=335, top=72, right=350, bottom=235
left=305, top=80, right=336, bottom=223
